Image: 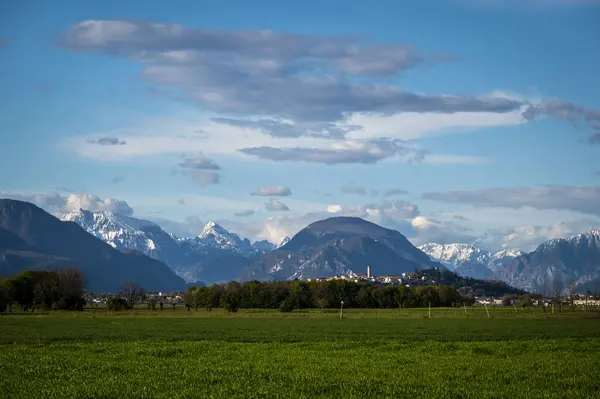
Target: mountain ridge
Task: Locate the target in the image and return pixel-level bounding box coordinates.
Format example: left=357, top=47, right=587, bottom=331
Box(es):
left=494, top=229, right=600, bottom=293
left=62, top=209, right=264, bottom=284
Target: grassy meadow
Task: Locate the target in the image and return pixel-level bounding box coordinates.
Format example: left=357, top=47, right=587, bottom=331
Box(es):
left=1, top=307, right=599, bottom=398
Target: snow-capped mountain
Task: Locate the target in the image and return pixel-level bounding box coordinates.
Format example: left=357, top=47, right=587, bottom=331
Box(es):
left=62, top=209, right=171, bottom=255
left=277, top=236, right=291, bottom=248
left=62, top=210, right=273, bottom=283
left=494, top=229, right=600, bottom=293
left=198, top=221, right=254, bottom=255
left=418, top=243, right=523, bottom=280
left=418, top=243, right=490, bottom=269
left=488, top=249, right=525, bottom=271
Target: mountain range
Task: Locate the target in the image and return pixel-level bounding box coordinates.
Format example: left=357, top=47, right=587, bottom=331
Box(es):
left=61, top=209, right=283, bottom=283
left=420, top=239, right=600, bottom=293
left=2, top=198, right=599, bottom=293
left=418, top=243, right=524, bottom=280
left=0, top=199, right=185, bottom=292
left=493, top=230, right=600, bottom=293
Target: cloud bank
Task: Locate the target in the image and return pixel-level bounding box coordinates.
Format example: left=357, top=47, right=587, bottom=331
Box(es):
left=251, top=186, right=292, bottom=197
left=422, top=185, right=600, bottom=215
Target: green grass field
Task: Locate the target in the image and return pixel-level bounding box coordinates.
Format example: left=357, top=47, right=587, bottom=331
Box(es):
left=1, top=308, right=599, bottom=398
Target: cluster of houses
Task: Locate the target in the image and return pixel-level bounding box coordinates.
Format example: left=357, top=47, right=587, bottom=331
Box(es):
left=85, top=291, right=184, bottom=305
left=306, top=266, right=600, bottom=308
left=306, top=266, right=437, bottom=287
left=475, top=294, right=600, bottom=307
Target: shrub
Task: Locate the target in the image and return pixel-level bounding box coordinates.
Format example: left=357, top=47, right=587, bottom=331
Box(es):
left=107, top=297, right=129, bottom=311
left=279, top=298, right=294, bottom=313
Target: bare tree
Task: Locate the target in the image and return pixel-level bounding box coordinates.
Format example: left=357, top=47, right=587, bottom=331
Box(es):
left=567, top=280, right=578, bottom=310
left=56, top=268, right=86, bottom=301
left=119, top=282, right=145, bottom=310
left=551, top=276, right=565, bottom=311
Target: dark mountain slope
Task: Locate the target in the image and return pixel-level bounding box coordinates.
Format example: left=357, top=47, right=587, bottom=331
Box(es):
left=0, top=227, right=30, bottom=251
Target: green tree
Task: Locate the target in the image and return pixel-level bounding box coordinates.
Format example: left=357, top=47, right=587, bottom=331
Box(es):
left=221, top=282, right=242, bottom=312
left=183, top=289, right=194, bottom=311
left=194, top=286, right=218, bottom=311
left=279, top=298, right=294, bottom=312
left=312, top=282, right=330, bottom=311
left=356, top=286, right=372, bottom=308
left=5, top=271, right=48, bottom=311
left=438, top=286, right=460, bottom=307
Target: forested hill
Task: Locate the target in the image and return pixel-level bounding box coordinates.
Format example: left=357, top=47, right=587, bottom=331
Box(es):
left=418, top=268, right=526, bottom=297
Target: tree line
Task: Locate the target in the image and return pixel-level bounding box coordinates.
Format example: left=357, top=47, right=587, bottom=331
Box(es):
left=0, top=269, right=86, bottom=312
left=182, top=280, right=469, bottom=312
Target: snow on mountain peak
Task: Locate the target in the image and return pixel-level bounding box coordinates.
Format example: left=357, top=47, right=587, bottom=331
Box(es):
left=491, top=249, right=524, bottom=259
left=197, top=221, right=254, bottom=254
left=418, top=243, right=490, bottom=268
left=200, top=221, right=229, bottom=238
left=62, top=208, right=93, bottom=225
left=60, top=209, right=160, bottom=254
left=538, top=229, right=600, bottom=251
left=277, top=236, right=291, bottom=248
left=418, top=242, right=525, bottom=276
left=62, top=208, right=156, bottom=232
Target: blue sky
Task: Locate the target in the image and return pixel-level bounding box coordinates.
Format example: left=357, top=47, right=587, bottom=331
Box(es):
left=1, top=0, right=599, bottom=251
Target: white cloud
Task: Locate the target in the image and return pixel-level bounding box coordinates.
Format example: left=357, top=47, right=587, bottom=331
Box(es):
left=264, top=198, right=290, bottom=211
left=67, top=114, right=504, bottom=166
left=1, top=192, right=134, bottom=216
left=346, top=106, right=525, bottom=141
left=422, top=185, right=600, bottom=216
left=327, top=204, right=343, bottom=213
left=409, top=216, right=475, bottom=246
left=67, top=116, right=357, bottom=161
